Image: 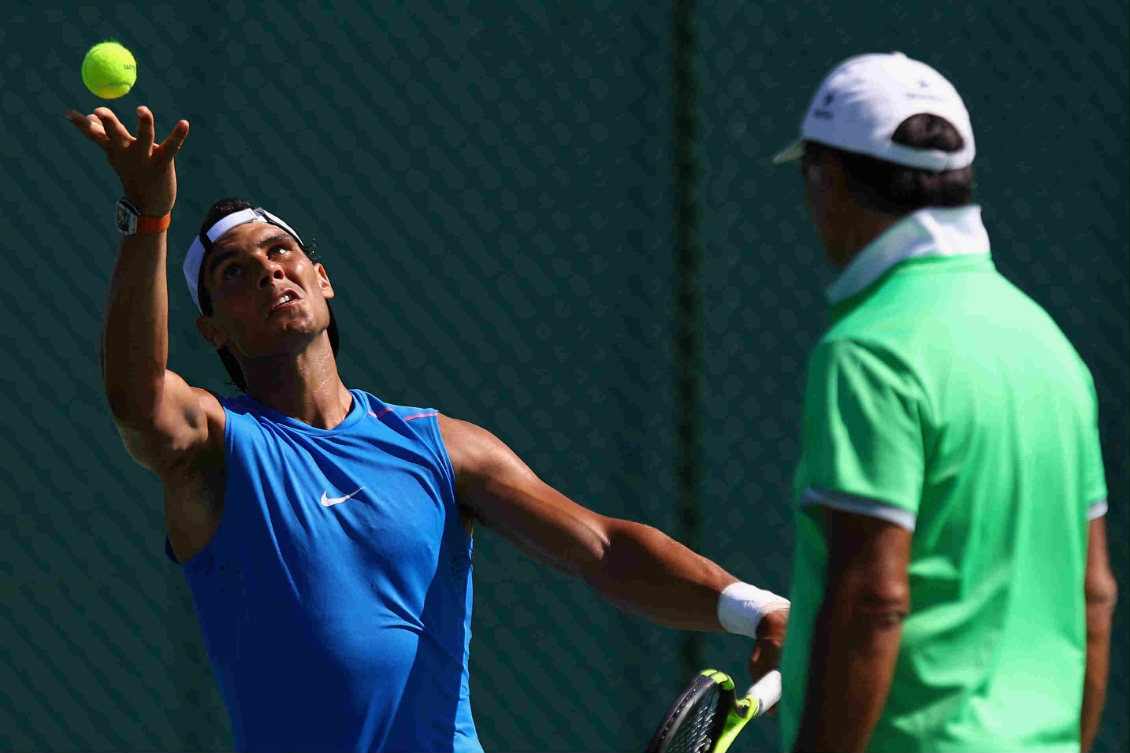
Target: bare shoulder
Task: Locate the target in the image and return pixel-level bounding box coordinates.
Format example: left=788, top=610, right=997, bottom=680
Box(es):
left=190, top=385, right=227, bottom=436
left=114, top=376, right=225, bottom=473
left=436, top=414, right=535, bottom=485
left=107, top=376, right=228, bottom=562
left=435, top=413, right=610, bottom=578
left=153, top=387, right=227, bottom=563
left=182, top=385, right=226, bottom=458
left=436, top=414, right=491, bottom=473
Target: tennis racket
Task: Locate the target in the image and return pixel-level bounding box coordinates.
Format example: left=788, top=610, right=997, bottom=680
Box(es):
left=644, top=668, right=782, bottom=753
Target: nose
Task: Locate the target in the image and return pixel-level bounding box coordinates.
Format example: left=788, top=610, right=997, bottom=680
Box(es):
left=256, top=257, right=285, bottom=289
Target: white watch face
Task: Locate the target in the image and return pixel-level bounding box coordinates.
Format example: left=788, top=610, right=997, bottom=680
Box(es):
left=116, top=200, right=138, bottom=235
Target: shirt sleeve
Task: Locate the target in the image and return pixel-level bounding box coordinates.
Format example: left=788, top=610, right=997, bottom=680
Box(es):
left=800, top=339, right=927, bottom=522
left=1079, top=365, right=1108, bottom=517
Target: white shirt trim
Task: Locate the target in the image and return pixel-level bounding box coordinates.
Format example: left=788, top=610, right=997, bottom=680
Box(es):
left=800, top=487, right=917, bottom=532
left=801, top=490, right=1106, bottom=528
left=1088, top=499, right=1108, bottom=521
left=826, top=205, right=991, bottom=304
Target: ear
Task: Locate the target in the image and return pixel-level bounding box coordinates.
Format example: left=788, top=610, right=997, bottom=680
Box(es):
left=314, top=262, right=335, bottom=301
left=196, top=315, right=229, bottom=351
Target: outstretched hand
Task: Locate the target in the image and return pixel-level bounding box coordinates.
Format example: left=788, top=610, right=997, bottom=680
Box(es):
left=64, top=106, right=189, bottom=216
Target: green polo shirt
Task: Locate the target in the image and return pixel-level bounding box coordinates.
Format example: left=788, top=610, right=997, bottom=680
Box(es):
left=779, top=206, right=1107, bottom=752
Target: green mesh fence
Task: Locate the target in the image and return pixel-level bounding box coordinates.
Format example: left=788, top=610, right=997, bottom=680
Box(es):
left=1, top=2, right=1125, bottom=751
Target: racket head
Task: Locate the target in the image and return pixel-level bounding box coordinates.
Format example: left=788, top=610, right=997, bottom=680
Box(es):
left=644, top=669, right=735, bottom=753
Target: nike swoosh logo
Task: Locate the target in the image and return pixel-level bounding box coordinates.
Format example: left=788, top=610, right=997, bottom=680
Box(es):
left=320, top=487, right=365, bottom=507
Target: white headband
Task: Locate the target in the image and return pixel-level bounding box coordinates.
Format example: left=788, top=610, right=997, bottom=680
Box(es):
left=183, top=207, right=305, bottom=312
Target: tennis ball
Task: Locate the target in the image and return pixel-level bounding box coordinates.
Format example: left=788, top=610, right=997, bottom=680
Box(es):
left=81, top=41, right=137, bottom=99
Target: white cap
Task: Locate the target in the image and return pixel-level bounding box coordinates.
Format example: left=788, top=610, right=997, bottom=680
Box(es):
left=183, top=207, right=304, bottom=312
left=773, top=52, right=975, bottom=171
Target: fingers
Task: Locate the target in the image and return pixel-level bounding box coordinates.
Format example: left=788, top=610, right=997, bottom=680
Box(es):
left=747, top=638, right=782, bottom=683
left=67, top=104, right=189, bottom=178
left=93, top=107, right=135, bottom=150
left=64, top=109, right=110, bottom=148
left=153, top=119, right=190, bottom=165
left=747, top=645, right=769, bottom=682
left=136, top=106, right=155, bottom=152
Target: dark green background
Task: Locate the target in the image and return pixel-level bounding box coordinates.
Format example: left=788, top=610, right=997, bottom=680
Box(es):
left=1, top=2, right=1125, bottom=751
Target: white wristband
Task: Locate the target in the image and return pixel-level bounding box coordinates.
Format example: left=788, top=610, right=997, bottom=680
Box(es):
left=717, top=581, right=790, bottom=638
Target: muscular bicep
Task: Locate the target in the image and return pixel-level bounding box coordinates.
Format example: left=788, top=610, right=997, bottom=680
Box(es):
left=438, top=414, right=610, bottom=577
left=114, top=370, right=224, bottom=474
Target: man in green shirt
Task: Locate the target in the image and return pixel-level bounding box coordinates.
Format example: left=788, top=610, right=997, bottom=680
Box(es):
left=772, top=53, right=1118, bottom=752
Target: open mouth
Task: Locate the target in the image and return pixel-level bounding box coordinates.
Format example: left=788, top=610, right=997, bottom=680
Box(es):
left=270, top=290, right=301, bottom=314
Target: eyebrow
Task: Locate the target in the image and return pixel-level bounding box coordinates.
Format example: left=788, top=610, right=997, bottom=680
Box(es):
left=206, top=232, right=295, bottom=277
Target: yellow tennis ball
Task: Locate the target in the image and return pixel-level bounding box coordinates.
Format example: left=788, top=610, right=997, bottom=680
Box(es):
left=82, top=41, right=137, bottom=99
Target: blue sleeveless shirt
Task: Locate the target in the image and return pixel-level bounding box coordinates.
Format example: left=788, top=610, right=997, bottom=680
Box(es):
left=169, top=390, right=480, bottom=752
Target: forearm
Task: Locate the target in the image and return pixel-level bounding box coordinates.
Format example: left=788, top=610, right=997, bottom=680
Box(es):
left=584, top=519, right=737, bottom=631
left=101, top=229, right=172, bottom=422
left=793, top=592, right=905, bottom=752
left=1081, top=600, right=1113, bottom=752
left=790, top=510, right=913, bottom=751
left=65, top=106, right=187, bottom=424
left=1081, top=516, right=1118, bottom=752
left=443, top=417, right=784, bottom=633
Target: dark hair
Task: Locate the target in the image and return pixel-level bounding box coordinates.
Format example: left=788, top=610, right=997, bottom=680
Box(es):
left=195, top=197, right=329, bottom=393
left=806, top=113, right=974, bottom=214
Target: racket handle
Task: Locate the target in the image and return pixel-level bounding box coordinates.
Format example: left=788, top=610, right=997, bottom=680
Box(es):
left=745, top=670, right=782, bottom=718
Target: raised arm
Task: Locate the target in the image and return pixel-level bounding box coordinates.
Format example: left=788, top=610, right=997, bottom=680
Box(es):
left=438, top=415, right=789, bottom=678
left=65, top=106, right=221, bottom=473
left=1081, top=516, right=1117, bottom=752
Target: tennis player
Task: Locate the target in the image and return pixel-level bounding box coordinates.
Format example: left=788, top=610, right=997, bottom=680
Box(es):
left=772, top=53, right=1117, bottom=752
left=64, top=104, right=789, bottom=752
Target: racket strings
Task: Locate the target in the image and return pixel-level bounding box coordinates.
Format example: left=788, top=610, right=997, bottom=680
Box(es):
left=662, top=686, right=722, bottom=753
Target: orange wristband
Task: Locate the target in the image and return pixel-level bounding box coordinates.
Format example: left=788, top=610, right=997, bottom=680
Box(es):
left=137, top=213, right=172, bottom=234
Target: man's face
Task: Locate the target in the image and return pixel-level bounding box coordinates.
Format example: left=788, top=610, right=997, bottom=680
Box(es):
left=196, top=222, right=334, bottom=358
left=799, top=145, right=850, bottom=269
left=800, top=146, right=830, bottom=250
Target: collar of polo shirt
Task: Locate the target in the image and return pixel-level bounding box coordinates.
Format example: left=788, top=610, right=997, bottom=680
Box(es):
left=826, top=205, right=991, bottom=305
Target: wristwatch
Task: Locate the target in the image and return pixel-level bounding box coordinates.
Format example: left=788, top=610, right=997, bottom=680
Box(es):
left=116, top=197, right=171, bottom=235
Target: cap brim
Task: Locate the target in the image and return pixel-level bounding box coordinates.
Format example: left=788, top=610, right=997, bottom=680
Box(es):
left=771, top=139, right=804, bottom=165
